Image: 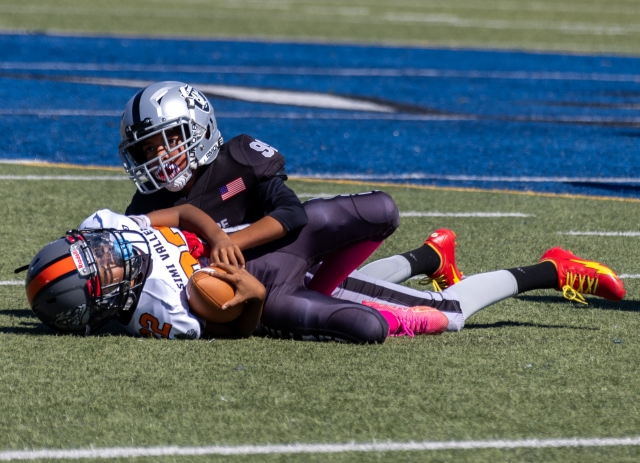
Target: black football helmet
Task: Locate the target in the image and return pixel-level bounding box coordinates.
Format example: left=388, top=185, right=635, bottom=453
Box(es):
left=26, top=229, right=151, bottom=334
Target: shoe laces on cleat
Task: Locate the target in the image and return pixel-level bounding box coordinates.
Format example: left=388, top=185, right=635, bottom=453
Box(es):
left=362, top=301, right=448, bottom=336
left=562, top=284, right=588, bottom=305
left=419, top=267, right=460, bottom=292
left=419, top=275, right=446, bottom=292
left=396, top=306, right=448, bottom=337
left=560, top=270, right=600, bottom=305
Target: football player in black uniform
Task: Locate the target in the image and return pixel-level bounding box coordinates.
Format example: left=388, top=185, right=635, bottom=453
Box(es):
left=119, top=81, right=406, bottom=342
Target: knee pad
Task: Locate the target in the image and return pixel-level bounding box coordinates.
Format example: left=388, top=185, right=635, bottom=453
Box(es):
left=350, top=191, right=399, bottom=240
left=324, top=306, right=389, bottom=344
left=260, top=306, right=389, bottom=343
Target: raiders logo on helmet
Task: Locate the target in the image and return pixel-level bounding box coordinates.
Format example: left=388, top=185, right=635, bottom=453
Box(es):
left=179, top=84, right=210, bottom=112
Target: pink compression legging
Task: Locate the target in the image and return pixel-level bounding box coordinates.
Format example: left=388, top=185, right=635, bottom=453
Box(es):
left=306, top=239, right=382, bottom=296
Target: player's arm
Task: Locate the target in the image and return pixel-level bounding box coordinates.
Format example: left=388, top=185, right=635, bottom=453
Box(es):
left=200, top=263, right=265, bottom=338
left=229, top=177, right=308, bottom=250
left=227, top=216, right=286, bottom=250
left=145, top=204, right=245, bottom=267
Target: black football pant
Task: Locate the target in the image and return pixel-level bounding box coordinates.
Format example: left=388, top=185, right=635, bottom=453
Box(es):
left=245, top=191, right=399, bottom=343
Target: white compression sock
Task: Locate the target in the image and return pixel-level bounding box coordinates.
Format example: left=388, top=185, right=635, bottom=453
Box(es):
left=443, top=270, right=519, bottom=321
left=358, top=255, right=412, bottom=284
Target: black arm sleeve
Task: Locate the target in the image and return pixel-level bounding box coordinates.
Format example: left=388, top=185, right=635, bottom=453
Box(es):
left=254, top=177, right=308, bottom=232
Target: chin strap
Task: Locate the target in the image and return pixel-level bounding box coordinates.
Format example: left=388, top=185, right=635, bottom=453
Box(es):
left=166, top=168, right=193, bottom=192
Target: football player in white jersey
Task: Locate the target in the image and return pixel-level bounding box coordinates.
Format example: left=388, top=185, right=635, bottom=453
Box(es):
left=25, top=205, right=265, bottom=339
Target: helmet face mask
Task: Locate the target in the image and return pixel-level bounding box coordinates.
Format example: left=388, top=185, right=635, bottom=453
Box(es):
left=27, top=229, right=151, bottom=334
left=119, top=82, right=223, bottom=194
left=124, top=122, right=195, bottom=192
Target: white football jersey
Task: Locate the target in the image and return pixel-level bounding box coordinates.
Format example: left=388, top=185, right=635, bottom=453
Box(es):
left=80, top=209, right=203, bottom=339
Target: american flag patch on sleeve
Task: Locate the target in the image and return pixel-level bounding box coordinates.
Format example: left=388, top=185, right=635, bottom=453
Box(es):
left=219, top=177, right=246, bottom=200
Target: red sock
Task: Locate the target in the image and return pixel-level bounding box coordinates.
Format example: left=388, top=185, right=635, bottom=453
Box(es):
left=307, top=240, right=382, bottom=295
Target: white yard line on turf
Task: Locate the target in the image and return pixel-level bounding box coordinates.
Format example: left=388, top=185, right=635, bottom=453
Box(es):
left=559, top=231, right=640, bottom=236
left=0, top=160, right=48, bottom=164
left=2, top=62, right=640, bottom=83
left=296, top=196, right=533, bottom=216
left=2, top=437, right=640, bottom=460
left=400, top=211, right=533, bottom=217
left=382, top=13, right=640, bottom=35
left=0, top=281, right=24, bottom=286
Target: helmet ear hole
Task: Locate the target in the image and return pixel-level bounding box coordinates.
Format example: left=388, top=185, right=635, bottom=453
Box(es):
left=205, top=125, right=211, bottom=140
left=46, top=298, right=57, bottom=305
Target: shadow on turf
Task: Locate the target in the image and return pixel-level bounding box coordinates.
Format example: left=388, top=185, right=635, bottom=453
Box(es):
left=465, top=321, right=599, bottom=330
left=466, top=296, right=638, bottom=330
left=0, top=309, right=129, bottom=336
left=515, top=295, right=640, bottom=312
left=0, top=308, right=54, bottom=335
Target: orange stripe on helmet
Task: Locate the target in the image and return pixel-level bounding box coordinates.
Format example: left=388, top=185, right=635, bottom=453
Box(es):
left=26, top=256, right=78, bottom=305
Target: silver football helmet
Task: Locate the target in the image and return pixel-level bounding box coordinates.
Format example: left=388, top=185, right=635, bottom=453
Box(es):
left=118, top=81, right=223, bottom=194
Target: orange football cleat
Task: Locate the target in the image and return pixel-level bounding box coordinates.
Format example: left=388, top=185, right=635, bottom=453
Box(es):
left=540, top=247, right=625, bottom=304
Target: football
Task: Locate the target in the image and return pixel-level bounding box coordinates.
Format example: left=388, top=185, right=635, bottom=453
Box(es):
left=186, top=268, right=244, bottom=323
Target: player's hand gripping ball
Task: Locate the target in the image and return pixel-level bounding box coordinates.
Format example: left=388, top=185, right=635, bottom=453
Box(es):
left=186, top=268, right=244, bottom=323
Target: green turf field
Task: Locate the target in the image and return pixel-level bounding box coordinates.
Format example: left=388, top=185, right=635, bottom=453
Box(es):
left=2, top=0, right=640, bottom=55
left=2, top=1, right=640, bottom=459
left=1, top=164, right=639, bottom=462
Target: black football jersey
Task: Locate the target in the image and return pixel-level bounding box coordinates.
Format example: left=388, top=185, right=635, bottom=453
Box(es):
left=125, top=134, right=288, bottom=229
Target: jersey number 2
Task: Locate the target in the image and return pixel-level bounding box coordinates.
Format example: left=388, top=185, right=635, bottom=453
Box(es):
left=139, top=313, right=173, bottom=339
